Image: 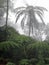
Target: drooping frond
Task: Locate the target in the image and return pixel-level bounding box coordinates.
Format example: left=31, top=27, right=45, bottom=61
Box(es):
left=36, top=6, right=48, bottom=11
left=14, top=7, right=26, bottom=13
left=36, top=12, right=45, bottom=25
left=34, top=6, right=48, bottom=13
left=35, top=10, right=43, bottom=15
left=0, top=41, right=20, bottom=51
left=15, top=10, right=23, bottom=16
left=21, top=14, right=26, bottom=29
left=16, top=10, right=26, bottom=22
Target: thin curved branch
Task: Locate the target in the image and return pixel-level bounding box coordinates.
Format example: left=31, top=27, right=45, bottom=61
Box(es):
left=15, top=10, right=23, bottom=16
left=35, top=10, right=43, bottom=15
left=15, top=10, right=26, bottom=23
left=36, top=12, right=45, bottom=25
left=34, top=6, right=48, bottom=14
left=14, top=7, right=26, bottom=12
left=34, top=6, right=48, bottom=11
left=21, top=14, right=26, bottom=29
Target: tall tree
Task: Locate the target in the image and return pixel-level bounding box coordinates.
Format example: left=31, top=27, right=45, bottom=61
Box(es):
left=0, top=0, right=14, bottom=41
left=0, top=0, right=7, bottom=41
left=15, top=3, right=47, bottom=36
left=5, top=0, right=9, bottom=39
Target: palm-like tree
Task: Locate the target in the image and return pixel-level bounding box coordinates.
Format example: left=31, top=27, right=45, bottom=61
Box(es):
left=15, top=2, right=47, bottom=36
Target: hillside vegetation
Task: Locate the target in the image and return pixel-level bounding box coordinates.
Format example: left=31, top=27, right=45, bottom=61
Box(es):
left=0, top=26, right=49, bottom=65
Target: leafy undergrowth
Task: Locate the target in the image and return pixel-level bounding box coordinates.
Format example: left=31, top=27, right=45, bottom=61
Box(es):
left=0, top=26, right=49, bottom=65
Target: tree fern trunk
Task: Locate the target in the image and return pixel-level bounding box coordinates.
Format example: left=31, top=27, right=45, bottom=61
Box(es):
left=29, top=26, right=31, bottom=36
left=28, top=14, right=31, bottom=36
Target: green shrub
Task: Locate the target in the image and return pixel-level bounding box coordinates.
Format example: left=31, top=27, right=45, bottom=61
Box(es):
left=27, top=42, right=49, bottom=58
left=0, top=26, right=49, bottom=65
left=0, top=26, right=6, bottom=42
left=19, top=59, right=29, bottom=65
left=36, top=59, right=45, bottom=65
left=29, top=58, right=38, bottom=65
left=0, top=41, right=19, bottom=51
left=6, top=62, right=15, bottom=65
left=45, top=64, right=49, bottom=65
left=0, top=41, right=21, bottom=60
left=44, top=58, right=49, bottom=64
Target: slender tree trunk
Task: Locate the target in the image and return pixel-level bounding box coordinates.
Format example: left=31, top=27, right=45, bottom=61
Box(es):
left=5, top=0, right=8, bottom=40
left=29, top=25, right=31, bottom=36
left=28, top=14, right=31, bottom=36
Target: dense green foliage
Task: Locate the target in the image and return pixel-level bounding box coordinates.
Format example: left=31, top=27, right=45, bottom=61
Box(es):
left=6, top=62, right=15, bottom=65
left=0, top=26, right=49, bottom=65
